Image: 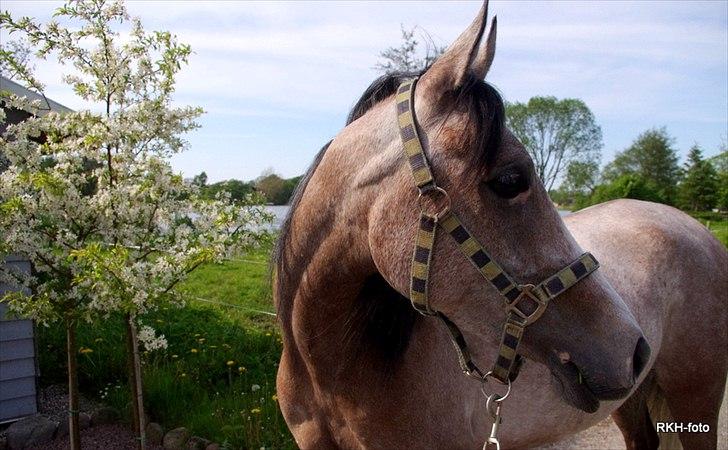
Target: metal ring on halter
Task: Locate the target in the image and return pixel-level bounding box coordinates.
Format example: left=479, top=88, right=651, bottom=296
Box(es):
left=417, top=186, right=451, bottom=219
left=481, top=371, right=512, bottom=402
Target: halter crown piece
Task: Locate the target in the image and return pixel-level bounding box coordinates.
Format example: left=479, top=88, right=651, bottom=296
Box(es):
left=396, top=78, right=599, bottom=393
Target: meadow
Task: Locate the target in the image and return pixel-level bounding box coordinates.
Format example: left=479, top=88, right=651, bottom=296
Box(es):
left=36, top=213, right=727, bottom=449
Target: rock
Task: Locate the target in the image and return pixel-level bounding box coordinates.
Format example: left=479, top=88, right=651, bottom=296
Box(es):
left=146, top=422, right=164, bottom=446
left=186, top=436, right=211, bottom=450
left=205, top=443, right=220, bottom=450
left=0, top=435, right=8, bottom=450
left=186, top=436, right=210, bottom=450
left=90, top=406, right=120, bottom=426
left=56, top=412, right=91, bottom=437
left=6, top=415, right=58, bottom=450
left=163, top=427, right=191, bottom=450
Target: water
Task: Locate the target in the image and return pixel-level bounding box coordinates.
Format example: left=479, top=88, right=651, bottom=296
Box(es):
left=266, top=205, right=570, bottom=230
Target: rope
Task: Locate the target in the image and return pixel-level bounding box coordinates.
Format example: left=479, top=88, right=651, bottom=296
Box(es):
left=188, top=295, right=277, bottom=317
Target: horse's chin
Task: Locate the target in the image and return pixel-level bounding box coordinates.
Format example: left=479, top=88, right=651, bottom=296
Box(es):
left=549, top=361, right=600, bottom=413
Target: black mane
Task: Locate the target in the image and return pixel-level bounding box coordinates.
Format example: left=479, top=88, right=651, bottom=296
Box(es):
left=274, top=67, right=505, bottom=371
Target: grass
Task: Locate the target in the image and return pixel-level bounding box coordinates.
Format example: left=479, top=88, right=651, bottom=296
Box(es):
left=689, top=211, right=728, bottom=247
left=37, top=242, right=295, bottom=449
left=35, top=212, right=727, bottom=449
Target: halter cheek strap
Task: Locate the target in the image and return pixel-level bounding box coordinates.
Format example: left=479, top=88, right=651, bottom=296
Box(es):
left=396, top=78, right=600, bottom=384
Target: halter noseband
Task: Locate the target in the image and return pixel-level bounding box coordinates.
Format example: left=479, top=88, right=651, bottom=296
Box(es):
left=396, top=78, right=600, bottom=385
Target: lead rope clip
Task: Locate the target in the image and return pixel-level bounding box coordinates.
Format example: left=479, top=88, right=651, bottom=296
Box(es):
left=483, top=393, right=503, bottom=450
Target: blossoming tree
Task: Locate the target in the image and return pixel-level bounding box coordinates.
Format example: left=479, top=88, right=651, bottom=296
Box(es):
left=0, top=1, right=270, bottom=448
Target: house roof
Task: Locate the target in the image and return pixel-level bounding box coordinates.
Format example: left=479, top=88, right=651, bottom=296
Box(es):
left=0, top=75, right=73, bottom=116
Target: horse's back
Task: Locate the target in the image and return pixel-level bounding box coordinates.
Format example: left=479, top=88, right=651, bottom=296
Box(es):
left=564, top=198, right=726, bottom=331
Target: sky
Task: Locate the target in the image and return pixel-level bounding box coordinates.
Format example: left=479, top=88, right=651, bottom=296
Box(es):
left=2, top=1, right=727, bottom=183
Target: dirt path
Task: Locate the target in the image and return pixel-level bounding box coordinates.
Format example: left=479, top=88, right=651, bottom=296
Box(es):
left=540, top=383, right=728, bottom=449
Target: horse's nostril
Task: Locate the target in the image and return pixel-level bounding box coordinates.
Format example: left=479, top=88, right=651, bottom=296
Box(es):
left=633, top=336, right=651, bottom=381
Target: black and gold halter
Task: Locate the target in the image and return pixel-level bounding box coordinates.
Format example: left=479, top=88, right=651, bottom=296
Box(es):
left=396, top=78, right=600, bottom=385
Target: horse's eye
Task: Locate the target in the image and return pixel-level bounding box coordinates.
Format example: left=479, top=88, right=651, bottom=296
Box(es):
left=488, top=169, right=529, bottom=199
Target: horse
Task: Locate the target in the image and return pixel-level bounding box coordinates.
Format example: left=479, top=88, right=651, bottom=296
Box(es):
left=273, top=2, right=728, bottom=448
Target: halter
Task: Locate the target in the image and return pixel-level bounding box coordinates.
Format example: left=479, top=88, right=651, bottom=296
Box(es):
left=396, top=78, right=599, bottom=446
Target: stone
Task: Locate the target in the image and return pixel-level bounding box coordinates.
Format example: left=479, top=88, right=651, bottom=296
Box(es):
left=56, top=412, right=91, bottom=437
left=6, top=415, right=58, bottom=450
left=90, top=406, right=120, bottom=426
left=186, top=436, right=211, bottom=450
left=205, top=444, right=220, bottom=450
left=146, top=422, right=164, bottom=446
left=163, top=427, right=191, bottom=450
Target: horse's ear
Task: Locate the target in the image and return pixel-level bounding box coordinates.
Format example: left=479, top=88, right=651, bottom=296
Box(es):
left=419, top=0, right=497, bottom=94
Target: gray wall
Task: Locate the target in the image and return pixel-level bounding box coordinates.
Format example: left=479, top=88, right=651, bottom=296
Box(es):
left=0, top=256, right=38, bottom=422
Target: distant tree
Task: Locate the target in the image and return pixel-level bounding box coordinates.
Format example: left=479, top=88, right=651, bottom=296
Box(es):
left=204, top=179, right=255, bottom=203
left=709, top=142, right=728, bottom=211
left=551, top=160, right=600, bottom=208
left=678, top=145, right=718, bottom=211
left=375, top=25, right=445, bottom=74
left=191, top=171, right=208, bottom=188
left=602, top=128, right=680, bottom=205
left=256, top=173, right=287, bottom=204
left=587, top=174, right=663, bottom=206
left=506, top=97, right=602, bottom=191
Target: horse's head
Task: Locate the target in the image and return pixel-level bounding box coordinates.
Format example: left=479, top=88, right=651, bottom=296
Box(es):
left=358, top=2, right=650, bottom=413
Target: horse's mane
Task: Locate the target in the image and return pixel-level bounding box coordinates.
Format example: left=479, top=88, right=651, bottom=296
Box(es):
left=274, top=66, right=505, bottom=371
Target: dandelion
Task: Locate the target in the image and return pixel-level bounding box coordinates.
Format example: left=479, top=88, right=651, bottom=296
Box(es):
left=79, top=347, right=93, bottom=354
left=238, top=366, right=246, bottom=374
left=198, top=338, right=205, bottom=344
left=181, top=373, right=187, bottom=378
left=271, top=394, right=278, bottom=401
left=171, top=354, right=178, bottom=359
left=190, top=348, right=198, bottom=354
left=252, top=384, right=260, bottom=392
left=251, top=408, right=261, bottom=414
left=226, top=360, right=235, bottom=367
left=265, top=332, right=271, bottom=337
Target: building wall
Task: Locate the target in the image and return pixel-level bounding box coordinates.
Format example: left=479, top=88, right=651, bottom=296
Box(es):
left=0, top=256, right=38, bottom=422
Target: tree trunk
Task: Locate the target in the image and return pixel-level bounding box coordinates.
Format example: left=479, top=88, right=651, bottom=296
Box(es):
left=125, top=314, right=146, bottom=450
left=66, top=318, right=81, bottom=450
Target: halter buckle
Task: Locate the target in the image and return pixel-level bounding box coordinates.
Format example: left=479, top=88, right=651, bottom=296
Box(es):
left=506, top=284, right=547, bottom=325
left=417, top=186, right=451, bottom=219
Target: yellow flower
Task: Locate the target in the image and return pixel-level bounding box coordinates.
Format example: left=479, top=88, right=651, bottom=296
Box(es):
left=181, top=373, right=187, bottom=378
left=171, top=354, right=178, bottom=359
left=238, top=366, right=246, bottom=373
left=190, top=348, right=198, bottom=354
left=251, top=408, right=261, bottom=414
left=194, top=333, right=201, bottom=337
left=209, top=345, right=217, bottom=349
left=271, top=394, right=278, bottom=401
left=79, top=347, right=93, bottom=354
left=265, top=333, right=271, bottom=337
left=226, top=360, right=235, bottom=367
left=94, top=338, right=103, bottom=343
left=198, top=338, right=205, bottom=344
left=156, top=319, right=164, bottom=324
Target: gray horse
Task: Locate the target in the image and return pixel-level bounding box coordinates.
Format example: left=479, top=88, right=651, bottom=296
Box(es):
left=274, top=3, right=727, bottom=448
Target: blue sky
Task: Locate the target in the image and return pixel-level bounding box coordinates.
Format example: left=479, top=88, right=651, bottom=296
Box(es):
left=3, top=1, right=727, bottom=183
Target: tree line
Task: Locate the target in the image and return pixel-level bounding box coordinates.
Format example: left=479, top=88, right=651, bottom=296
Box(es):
left=191, top=170, right=301, bottom=206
